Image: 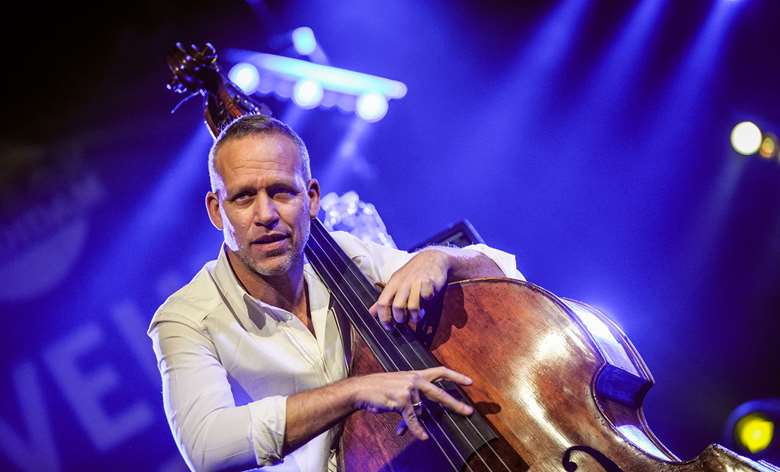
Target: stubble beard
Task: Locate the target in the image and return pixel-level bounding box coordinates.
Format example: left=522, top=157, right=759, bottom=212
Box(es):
left=240, top=248, right=297, bottom=277
left=240, top=223, right=310, bottom=278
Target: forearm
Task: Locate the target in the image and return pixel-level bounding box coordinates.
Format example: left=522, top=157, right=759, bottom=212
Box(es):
left=286, top=367, right=474, bottom=452
left=283, top=377, right=358, bottom=453
left=424, top=246, right=505, bottom=281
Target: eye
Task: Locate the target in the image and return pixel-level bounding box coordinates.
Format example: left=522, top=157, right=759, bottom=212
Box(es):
left=269, top=185, right=298, bottom=200
left=232, top=191, right=255, bottom=204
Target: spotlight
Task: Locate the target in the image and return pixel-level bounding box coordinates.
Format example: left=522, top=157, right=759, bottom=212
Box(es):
left=730, top=121, right=762, bottom=156
left=759, top=133, right=777, bottom=160
left=292, top=27, right=317, bottom=56
left=356, top=92, right=388, bottom=122
left=724, top=398, right=780, bottom=463
left=736, top=413, right=775, bottom=454
left=228, top=62, right=260, bottom=95
left=223, top=49, right=407, bottom=118
left=292, top=79, right=323, bottom=109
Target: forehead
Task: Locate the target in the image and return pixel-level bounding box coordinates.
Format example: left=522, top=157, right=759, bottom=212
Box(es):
left=215, top=133, right=303, bottom=185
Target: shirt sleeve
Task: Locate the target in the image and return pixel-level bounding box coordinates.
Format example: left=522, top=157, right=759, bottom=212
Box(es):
left=150, top=316, right=286, bottom=471
left=460, top=243, right=526, bottom=281
left=330, top=231, right=525, bottom=283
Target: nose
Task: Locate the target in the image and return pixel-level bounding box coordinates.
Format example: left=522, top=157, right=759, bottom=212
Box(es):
left=253, top=193, right=279, bottom=228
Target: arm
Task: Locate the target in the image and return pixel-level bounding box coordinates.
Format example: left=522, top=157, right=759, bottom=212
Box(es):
left=426, top=245, right=506, bottom=280
left=151, top=319, right=285, bottom=471
left=284, top=367, right=474, bottom=451
left=328, top=230, right=523, bottom=328
left=370, top=245, right=520, bottom=327
left=152, top=317, right=474, bottom=470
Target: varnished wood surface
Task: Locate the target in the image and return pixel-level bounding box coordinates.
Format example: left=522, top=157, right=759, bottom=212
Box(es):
left=341, top=278, right=769, bottom=471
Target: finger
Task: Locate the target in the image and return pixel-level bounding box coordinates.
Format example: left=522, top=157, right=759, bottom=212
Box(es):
left=402, top=405, right=428, bottom=440
left=372, top=303, right=393, bottom=331
left=392, top=284, right=411, bottom=324
left=420, top=279, right=435, bottom=300
left=419, top=366, right=473, bottom=386
left=411, top=388, right=422, bottom=415
left=408, top=281, right=421, bottom=323
left=433, top=273, right=448, bottom=293
left=395, top=419, right=407, bottom=436
left=416, top=381, right=474, bottom=416
left=373, top=283, right=397, bottom=329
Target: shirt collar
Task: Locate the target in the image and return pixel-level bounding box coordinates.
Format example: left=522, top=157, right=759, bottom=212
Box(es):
left=209, top=245, right=330, bottom=332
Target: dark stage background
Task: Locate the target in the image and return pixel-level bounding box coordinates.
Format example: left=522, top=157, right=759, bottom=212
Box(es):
left=1, top=0, right=779, bottom=470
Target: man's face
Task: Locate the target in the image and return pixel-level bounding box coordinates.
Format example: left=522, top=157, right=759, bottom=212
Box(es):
left=206, top=132, right=320, bottom=277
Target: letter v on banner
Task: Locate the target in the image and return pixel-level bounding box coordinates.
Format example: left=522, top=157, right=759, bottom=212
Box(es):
left=0, top=362, right=60, bottom=472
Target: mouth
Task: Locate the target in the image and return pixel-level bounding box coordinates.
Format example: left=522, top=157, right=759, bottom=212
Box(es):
left=252, top=233, right=288, bottom=244
left=251, top=233, right=291, bottom=252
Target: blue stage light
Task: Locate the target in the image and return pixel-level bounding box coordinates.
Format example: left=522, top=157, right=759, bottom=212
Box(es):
left=293, top=79, right=324, bottom=109
left=228, top=62, right=260, bottom=94
left=292, top=27, right=317, bottom=56
left=224, top=50, right=408, bottom=99
left=356, top=92, right=388, bottom=122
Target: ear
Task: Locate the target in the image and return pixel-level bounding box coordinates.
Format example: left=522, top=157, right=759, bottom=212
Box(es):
left=306, top=178, right=321, bottom=218
left=205, top=191, right=224, bottom=230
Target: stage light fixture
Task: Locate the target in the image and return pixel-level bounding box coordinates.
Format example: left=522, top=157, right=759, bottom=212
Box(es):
left=724, top=398, right=780, bottom=464
left=730, top=121, right=763, bottom=156
left=293, top=79, right=324, bottom=109
left=292, top=27, right=318, bottom=56
left=736, top=413, right=775, bottom=454
left=759, top=133, right=777, bottom=159
left=224, top=49, right=406, bottom=121
left=356, top=92, right=388, bottom=122
left=228, top=62, right=260, bottom=95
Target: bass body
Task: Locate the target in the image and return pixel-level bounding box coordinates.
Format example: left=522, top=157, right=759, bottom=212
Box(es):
left=339, top=278, right=773, bottom=472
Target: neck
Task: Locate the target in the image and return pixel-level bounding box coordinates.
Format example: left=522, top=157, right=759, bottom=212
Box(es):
left=225, top=249, right=307, bottom=316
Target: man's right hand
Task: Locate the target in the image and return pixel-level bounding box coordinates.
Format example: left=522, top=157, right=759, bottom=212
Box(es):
left=284, top=366, right=474, bottom=452
left=347, top=366, right=474, bottom=441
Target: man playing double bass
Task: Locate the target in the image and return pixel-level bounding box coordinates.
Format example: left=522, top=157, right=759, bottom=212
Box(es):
left=148, top=114, right=525, bottom=471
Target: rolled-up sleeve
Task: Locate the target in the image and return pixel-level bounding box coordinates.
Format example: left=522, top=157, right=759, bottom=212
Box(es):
left=150, top=318, right=286, bottom=471
left=331, top=231, right=525, bottom=283
left=462, top=243, right=526, bottom=281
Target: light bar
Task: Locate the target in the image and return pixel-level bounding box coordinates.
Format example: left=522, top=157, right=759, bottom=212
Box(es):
left=224, top=49, right=407, bottom=100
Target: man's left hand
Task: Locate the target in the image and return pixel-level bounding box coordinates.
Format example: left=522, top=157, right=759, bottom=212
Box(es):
left=368, top=249, right=450, bottom=329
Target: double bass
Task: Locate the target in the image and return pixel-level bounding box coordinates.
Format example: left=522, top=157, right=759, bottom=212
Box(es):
left=166, top=42, right=778, bottom=472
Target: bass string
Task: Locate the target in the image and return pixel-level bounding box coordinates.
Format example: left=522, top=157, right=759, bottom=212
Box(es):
left=310, top=223, right=443, bottom=367
left=314, top=242, right=438, bottom=368
left=309, top=222, right=511, bottom=471
left=310, top=223, right=512, bottom=472
left=308, top=229, right=505, bottom=472
left=304, top=244, right=467, bottom=472
left=311, top=225, right=514, bottom=472
left=308, top=235, right=430, bottom=368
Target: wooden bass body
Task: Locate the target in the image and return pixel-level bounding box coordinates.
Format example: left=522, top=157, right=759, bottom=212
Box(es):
left=340, top=278, right=774, bottom=472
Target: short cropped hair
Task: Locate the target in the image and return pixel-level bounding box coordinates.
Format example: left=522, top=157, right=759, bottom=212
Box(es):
left=208, top=114, right=311, bottom=192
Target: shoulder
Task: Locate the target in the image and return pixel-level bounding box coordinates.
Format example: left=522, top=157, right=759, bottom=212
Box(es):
left=327, top=230, right=414, bottom=284
left=329, top=230, right=372, bottom=258
left=147, top=260, right=224, bottom=336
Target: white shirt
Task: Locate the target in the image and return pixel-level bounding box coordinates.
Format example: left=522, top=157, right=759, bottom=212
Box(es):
left=148, top=231, right=523, bottom=471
